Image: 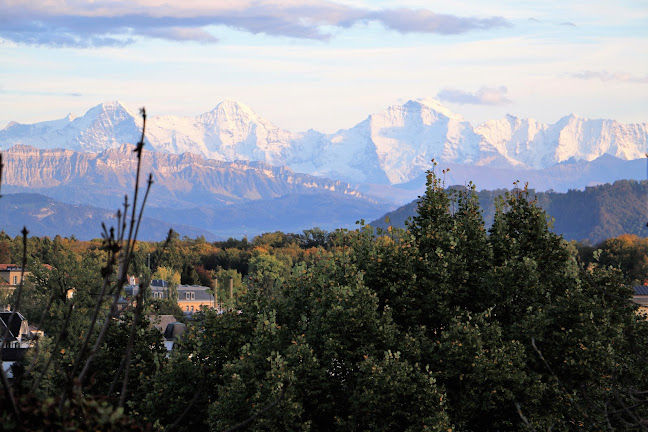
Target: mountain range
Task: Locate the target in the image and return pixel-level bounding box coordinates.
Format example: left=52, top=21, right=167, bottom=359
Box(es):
left=1, top=99, right=647, bottom=239
left=2, top=99, right=647, bottom=188
left=0, top=145, right=390, bottom=238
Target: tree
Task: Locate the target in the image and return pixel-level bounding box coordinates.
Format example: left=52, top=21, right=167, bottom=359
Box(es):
left=152, top=266, right=180, bottom=286
left=247, top=254, right=288, bottom=295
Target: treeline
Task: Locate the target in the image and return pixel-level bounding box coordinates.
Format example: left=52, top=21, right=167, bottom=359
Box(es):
left=0, top=227, right=335, bottom=301
left=3, top=226, right=648, bottom=292
left=2, top=172, right=648, bottom=430
left=372, top=179, right=648, bottom=244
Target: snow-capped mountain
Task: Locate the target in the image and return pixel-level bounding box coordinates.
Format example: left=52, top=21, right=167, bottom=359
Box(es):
left=475, top=114, right=648, bottom=169
left=1, top=101, right=143, bottom=153
left=2, top=99, right=647, bottom=185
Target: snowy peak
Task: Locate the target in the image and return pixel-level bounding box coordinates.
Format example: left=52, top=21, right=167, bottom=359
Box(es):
left=1, top=99, right=647, bottom=186
left=199, top=99, right=258, bottom=124
left=82, top=101, right=140, bottom=124
left=409, top=98, right=462, bottom=120
left=476, top=112, right=648, bottom=169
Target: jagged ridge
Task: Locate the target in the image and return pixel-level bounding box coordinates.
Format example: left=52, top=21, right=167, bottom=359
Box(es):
left=2, top=99, right=647, bottom=185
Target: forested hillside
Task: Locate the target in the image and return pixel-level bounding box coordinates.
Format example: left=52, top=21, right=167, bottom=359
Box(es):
left=371, top=179, right=648, bottom=243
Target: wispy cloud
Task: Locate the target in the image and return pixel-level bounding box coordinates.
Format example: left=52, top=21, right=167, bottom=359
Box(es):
left=436, top=86, right=511, bottom=105
left=368, top=9, right=510, bottom=35
left=0, top=88, right=83, bottom=97
left=572, top=70, right=648, bottom=84
left=0, top=0, right=510, bottom=48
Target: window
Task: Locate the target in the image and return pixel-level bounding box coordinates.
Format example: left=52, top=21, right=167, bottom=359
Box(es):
left=13, top=276, right=18, bottom=285
left=185, top=292, right=190, bottom=300
left=186, top=306, right=189, bottom=311
left=191, top=292, right=195, bottom=300
left=191, top=306, right=194, bottom=312
left=185, top=292, right=195, bottom=300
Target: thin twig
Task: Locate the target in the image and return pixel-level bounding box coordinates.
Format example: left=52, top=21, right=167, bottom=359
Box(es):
left=77, top=108, right=150, bottom=395
left=0, top=363, right=19, bottom=423
left=76, top=277, right=124, bottom=386
left=64, top=270, right=113, bottom=385
left=515, top=401, right=539, bottom=432
left=0, top=227, right=28, bottom=423
left=118, top=289, right=144, bottom=408
left=31, top=301, right=75, bottom=393
left=16, top=291, right=57, bottom=388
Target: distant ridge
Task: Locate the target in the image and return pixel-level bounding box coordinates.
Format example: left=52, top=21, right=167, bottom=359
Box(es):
left=0, top=145, right=391, bottom=237
left=0, top=193, right=215, bottom=241
left=370, top=180, right=648, bottom=244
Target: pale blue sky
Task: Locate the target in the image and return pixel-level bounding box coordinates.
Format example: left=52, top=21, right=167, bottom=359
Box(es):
left=1, top=0, right=646, bottom=132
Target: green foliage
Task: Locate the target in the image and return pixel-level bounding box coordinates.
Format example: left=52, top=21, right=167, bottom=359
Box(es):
left=0, top=392, right=144, bottom=431
left=152, top=266, right=180, bottom=286
left=87, top=314, right=168, bottom=416
left=149, top=298, right=185, bottom=323
left=247, top=254, right=289, bottom=294
left=213, top=267, right=245, bottom=307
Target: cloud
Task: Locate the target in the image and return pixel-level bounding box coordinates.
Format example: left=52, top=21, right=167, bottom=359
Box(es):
left=0, top=0, right=510, bottom=48
left=369, top=9, right=510, bottom=35
left=559, top=21, right=576, bottom=27
left=0, top=89, right=83, bottom=97
left=572, top=70, right=648, bottom=84
left=437, top=86, right=511, bottom=105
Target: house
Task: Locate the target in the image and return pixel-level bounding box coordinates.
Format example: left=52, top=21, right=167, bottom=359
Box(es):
left=1, top=310, right=38, bottom=378
left=150, top=279, right=169, bottom=299
left=1, top=263, right=53, bottom=300
left=177, top=285, right=216, bottom=315
left=147, top=314, right=185, bottom=352
left=0, top=311, right=32, bottom=348
left=633, top=286, right=648, bottom=315
left=163, top=322, right=187, bottom=352
left=124, top=280, right=216, bottom=316
left=0, top=264, right=28, bottom=292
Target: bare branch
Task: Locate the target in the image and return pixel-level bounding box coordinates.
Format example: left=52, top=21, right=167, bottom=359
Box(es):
left=32, top=301, right=75, bottom=393
left=118, top=289, right=144, bottom=408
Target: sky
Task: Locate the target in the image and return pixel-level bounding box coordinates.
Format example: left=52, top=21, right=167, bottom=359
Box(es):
left=0, top=0, right=647, bottom=133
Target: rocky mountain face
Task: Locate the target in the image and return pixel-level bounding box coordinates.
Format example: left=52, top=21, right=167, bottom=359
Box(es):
left=1, top=144, right=390, bottom=237
left=1, top=144, right=370, bottom=209
left=3, top=99, right=647, bottom=186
